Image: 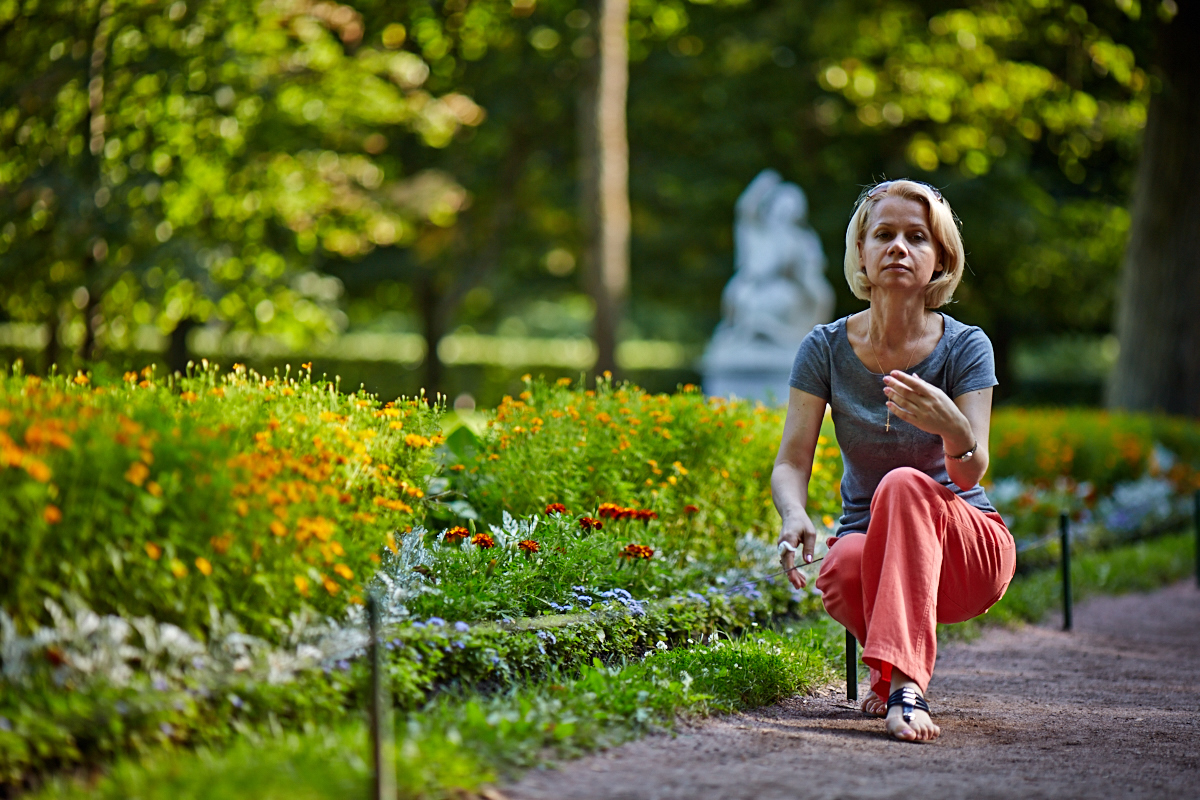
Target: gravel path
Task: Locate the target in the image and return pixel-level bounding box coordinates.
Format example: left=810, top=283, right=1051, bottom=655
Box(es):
left=505, top=581, right=1200, bottom=800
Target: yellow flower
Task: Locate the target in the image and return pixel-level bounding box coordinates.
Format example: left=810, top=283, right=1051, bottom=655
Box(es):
left=294, top=575, right=310, bottom=595
left=43, top=504, right=62, bottom=524
left=389, top=421, right=404, bottom=430
left=386, top=531, right=399, bottom=554
left=180, top=391, right=198, bottom=403
left=169, top=559, right=188, bottom=578
left=822, top=515, right=835, bottom=528
left=322, top=577, right=339, bottom=595
left=333, top=563, right=354, bottom=580
left=145, top=542, right=162, bottom=560
left=556, top=377, right=572, bottom=387
left=147, top=481, right=163, bottom=497
left=195, top=557, right=213, bottom=576
left=73, top=373, right=89, bottom=385
left=24, top=458, right=51, bottom=483
left=404, top=433, right=432, bottom=448
left=125, top=461, right=150, bottom=487
left=269, top=520, right=287, bottom=537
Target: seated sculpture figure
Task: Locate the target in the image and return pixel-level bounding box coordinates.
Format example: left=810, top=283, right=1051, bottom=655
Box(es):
left=703, top=170, right=835, bottom=402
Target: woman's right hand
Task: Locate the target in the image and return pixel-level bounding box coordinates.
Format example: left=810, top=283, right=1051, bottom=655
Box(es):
left=777, top=513, right=818, bottom=589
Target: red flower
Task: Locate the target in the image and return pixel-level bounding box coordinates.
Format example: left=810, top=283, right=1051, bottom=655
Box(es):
left=619, top=543, right=654, bottom=560
left=684, top=505, right=699, bottom=514
left=597, top=502, right=622, bottom=519
left=545, top=503, right=567, bottom=515
left=471, top=532, right=495, bottom=548
left=444, top=526, right=469, bottom=544
left=633, top=509, right=658, bottom=522
left=579, top=516, right=603, bottom=532
left=518, top=539, right=540, bottom=554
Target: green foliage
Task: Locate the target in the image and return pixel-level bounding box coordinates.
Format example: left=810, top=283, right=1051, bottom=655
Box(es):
left=0, top=364, right=442, bottom=637
left=31, top=630, right=828, bottom=800
left=990, top=407, right=1200, bottom=493
left=0, top=0, right=481, bottom=350
left=951, top=530, right=1195, bottom=633
left=444, top=376, right=843, bottom=555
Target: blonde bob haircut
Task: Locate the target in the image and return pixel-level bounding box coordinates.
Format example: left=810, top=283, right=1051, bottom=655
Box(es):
left=843, top=179, right=965, bottom=308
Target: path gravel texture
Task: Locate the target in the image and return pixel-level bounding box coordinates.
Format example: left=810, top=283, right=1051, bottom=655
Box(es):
left=505, top=581, right=1200, bottom=800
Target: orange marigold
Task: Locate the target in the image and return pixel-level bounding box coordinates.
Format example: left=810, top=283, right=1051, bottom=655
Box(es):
left=43, top=504, right=62, bottom=524
left=619, top=543, right=654, bottom=560
left=545, top=503, right=567, bottom=515
left=195, top=557, right=213, bottom=576
left=684, top=505, right=700, bottom=514
left=125, top=461, right=149, bottom=487
left=444, top=526, right=470, bottom=544
left=294, top=575, right=311, bottom=595
left=333, top=563, right=354, bottom=580
left=145, top=542, right=162, bottom=560
left=470, top=532, right=495, bottom=549
left=579, top=516, right=603, bottom=532
left=518, top=539, right=540, bottom=554
left=169, top=559, right=188, bottom=578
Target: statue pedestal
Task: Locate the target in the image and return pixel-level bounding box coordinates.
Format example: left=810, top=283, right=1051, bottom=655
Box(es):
left=701, top=337, right=797, bottom=405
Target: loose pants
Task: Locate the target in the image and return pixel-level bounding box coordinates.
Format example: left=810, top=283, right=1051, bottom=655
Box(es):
left=815, top=467, right=1016, bottom=703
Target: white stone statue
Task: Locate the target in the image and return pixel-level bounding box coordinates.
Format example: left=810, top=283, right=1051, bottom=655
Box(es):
left=702, top=170, right=834, bottom=403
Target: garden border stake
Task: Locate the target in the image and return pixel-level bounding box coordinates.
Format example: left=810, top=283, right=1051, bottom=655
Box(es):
left=1060, top=512, right=1072, bottom=632
left=845, top=631, right=858, bottom=702
left=368, top=593, right=396, bottom=800
left=1194, top=490, right=1199, bottom=590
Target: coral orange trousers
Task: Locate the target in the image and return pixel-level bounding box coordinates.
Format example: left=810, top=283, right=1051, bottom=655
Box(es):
left=815, top=467, right=1016, bottom=703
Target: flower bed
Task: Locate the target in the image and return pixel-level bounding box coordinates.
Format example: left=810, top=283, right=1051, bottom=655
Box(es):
left=3, top=366, right=1199, bottom=796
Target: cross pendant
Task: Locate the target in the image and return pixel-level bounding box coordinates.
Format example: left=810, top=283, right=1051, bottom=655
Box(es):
left=885, top=410, right=891, bottom=432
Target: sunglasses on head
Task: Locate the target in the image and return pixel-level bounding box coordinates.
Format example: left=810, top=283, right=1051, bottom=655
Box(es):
left=866, top=180, right=944, bottom=203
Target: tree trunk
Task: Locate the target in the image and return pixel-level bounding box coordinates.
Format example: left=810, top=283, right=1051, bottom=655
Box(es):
left=579, top=0, right=630, bottom=378
left=167, top=318, right=197, bottom=375
left=1107, top=4, right=1200, bottom=415
left=420, top=271, right=444, bottom=399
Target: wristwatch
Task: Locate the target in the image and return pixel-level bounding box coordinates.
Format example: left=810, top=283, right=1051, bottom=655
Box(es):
left=945, top=440, right=978, bottom=462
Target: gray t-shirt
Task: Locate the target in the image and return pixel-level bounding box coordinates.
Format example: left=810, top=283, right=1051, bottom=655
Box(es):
left=789, top=313, right=998, bottom=535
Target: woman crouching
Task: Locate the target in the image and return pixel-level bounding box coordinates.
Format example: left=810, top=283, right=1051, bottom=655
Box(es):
left=772, top=179, right=1016, bottom=743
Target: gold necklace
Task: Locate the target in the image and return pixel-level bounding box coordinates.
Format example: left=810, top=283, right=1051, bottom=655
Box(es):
left=868, top=310, right=930, bottom=433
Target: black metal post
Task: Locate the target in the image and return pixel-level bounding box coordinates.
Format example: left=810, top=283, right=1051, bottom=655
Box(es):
left=1194, top=490, right=1199, bottom=590
left=1060, top=511, right=1072, bottom=632
left=368, top=594, right=395, bottom=800
left=845, top=630, right=858, bottom=702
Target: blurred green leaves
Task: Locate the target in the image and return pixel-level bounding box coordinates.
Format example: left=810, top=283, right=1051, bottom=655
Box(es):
left=0, top=0, right=482, bottom=353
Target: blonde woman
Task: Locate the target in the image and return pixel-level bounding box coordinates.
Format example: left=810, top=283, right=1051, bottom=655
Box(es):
left=772, top=179, right=1015, bottom=743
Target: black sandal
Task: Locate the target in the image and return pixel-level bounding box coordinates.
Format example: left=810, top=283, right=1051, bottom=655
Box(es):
left=886, top=687, right=930, bottom=724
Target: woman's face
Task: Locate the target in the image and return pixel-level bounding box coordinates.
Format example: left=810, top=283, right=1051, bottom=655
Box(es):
left=857, top=196, right=943, bottom=297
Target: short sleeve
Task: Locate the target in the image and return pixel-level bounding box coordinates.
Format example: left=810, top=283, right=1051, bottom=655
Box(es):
left=948, top=327, right=998, bottom=398
left=789, top=327, right=832, bottom=401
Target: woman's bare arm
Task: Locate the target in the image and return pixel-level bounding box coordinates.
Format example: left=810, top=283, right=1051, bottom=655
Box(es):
left=772, top=387, right=828, bottom=588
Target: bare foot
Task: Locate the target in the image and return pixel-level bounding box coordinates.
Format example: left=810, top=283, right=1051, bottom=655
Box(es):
left=860, top=691, right=886, bottom=717
left=885, top=679, right=940, bottom=743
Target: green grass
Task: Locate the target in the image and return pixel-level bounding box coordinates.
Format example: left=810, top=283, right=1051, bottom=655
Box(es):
left=946, top=529, right=1196, bottom=637
left=33, top=630, right=828, bottom=799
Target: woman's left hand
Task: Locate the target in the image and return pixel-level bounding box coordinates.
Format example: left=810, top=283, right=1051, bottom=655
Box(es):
left=882, top=371, right=972, bottom=446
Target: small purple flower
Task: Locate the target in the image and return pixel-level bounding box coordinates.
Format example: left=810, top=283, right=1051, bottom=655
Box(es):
left=0, top=716, right=11, bottom=732
left=336, top=659, right=351, bottom=671
left=152, top=677, right=168, bottom=692
left=453, top=639, right=467, bottom=649
left=427, top=617, right=446, bottom=627
left=229, top=694, right=243, bottom=709
left=159, top=722, right=174, bottom=737
left=490, top=656, right=501, bottom=665
left=412, top=621, right=426, bottom=630
left=454, top=621, right=470, bottom=633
